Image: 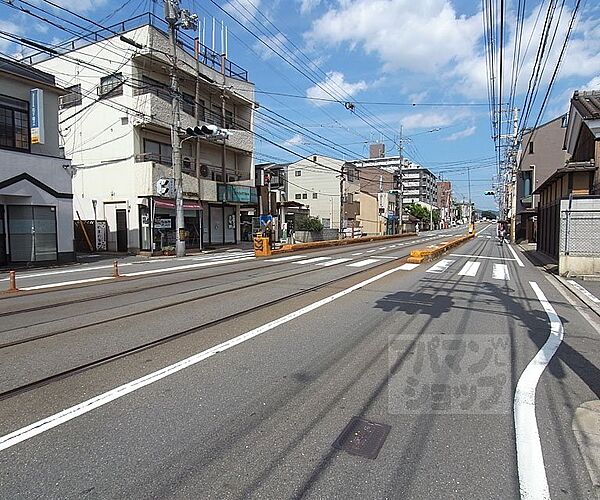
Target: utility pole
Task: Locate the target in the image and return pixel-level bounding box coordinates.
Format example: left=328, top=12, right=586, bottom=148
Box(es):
left=194, top=34, right=202, bottom=251
left=467, top=165, right=472, bottom=227
left=165, top=0, right=197, bottom=257
left=339, top=163, right=345, bottom=238
left=397, top=125, right=404, bottom=233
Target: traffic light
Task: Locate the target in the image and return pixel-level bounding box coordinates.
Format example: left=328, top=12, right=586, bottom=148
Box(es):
left=185, top=124, right=229, bottom=140
left=484, top=190, right=495, bottom=196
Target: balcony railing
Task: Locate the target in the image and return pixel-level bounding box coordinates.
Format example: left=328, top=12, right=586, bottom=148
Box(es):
left=22, top=12, right=249, bottom=82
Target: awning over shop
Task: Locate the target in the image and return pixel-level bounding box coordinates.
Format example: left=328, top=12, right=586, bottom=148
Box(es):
left=154, top=199, right=202, bottom=210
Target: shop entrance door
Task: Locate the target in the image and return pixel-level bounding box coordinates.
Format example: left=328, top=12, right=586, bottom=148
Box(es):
left=116, top=209, right=128, bottom=252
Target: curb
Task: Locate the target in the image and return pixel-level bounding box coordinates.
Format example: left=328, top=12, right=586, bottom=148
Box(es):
left=556, top=276, right=600, bottom=318
left=519, top=245, right=600, bottom=319
left=572, top=400, right=600, bottom=497
left=406, top=233, right=476, bottom=264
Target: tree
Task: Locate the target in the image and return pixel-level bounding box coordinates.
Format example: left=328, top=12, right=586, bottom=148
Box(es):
left=408, top=203, right=430, bottom=221
left=481, top=210, right=497, bottom=220
left=297, top=216, right=323, bottom=232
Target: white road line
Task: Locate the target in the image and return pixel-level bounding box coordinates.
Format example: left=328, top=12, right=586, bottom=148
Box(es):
left=351, top=252, right=363, bottom=256
left=566, top=280, right=600, bottom=303
left=0, top=263, right=134, bottom=282
left=426, top=259, right=455, bottom=274
left=20, top=276, right=114, bottom=291
left=294, top=257, right=331, bottom=265
left=514, top=282, right=564, bottom=500
left=450, top=253, right=516, bottom=262
left=347, top=258, right=380, bottom=267
left=398, top=263, right=420, bottom=271
left=507, top=244, right=525, bottom=267
left=492, top=263, right=510, bottom=280
left=367, top=249, right=377, bottom=253
left=371, top=256, right=396, bottom=259
left=458, top=261, right=481, bottom=277
left=0, top=263, right=407, bottom=452
left=267, top=255, right=307, bottom=262
left=316, top=258, right=352, bottom=267
left=122, top=257, right=256, bottom=277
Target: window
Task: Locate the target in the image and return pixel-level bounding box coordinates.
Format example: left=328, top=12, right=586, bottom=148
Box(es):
left=0, top=94, right=29, bottom=152
left=60, top=84, right=82, bottom=109
left=347, top=168, right=355, bottom=182
left=528, top=141, right=534, bottom=154
left=523, top=171, right=533, bottom=196
left=143, top=139, right=172, bottom=165
left=225, top=109, right=234, bottom=129
left=295, top=193, right=301, bottom=200
left=312, top=193, right=318, bottom=199
left=295, top=170, right=302, bottom=177
left=98, top=73, right=123, bottom=98
left=302, top=193, right=308, bottom=199
left=181, top=93, right=196, bottom=118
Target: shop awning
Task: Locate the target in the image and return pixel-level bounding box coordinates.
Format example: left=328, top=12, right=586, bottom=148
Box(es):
left=154, top=199, right=202, bottom=210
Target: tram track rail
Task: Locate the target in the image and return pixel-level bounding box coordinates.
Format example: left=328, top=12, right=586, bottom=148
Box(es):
left=0, top=250, right=418, bottom=402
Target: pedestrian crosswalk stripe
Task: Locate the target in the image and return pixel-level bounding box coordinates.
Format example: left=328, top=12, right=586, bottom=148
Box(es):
left=426, top=259, right=455, bottom=274
left=295, top=257, right=331, bottom=264
left=492, top=263, right=510, bottom=280
left=267, top=255, right=307, bottom=262
left=347, top=258, right=380, bottom=267
left=458, top=261, right=480, bottom=277
left=317, top=258, right=352, bottom=267
left=399, top=263, right=420, bottom=271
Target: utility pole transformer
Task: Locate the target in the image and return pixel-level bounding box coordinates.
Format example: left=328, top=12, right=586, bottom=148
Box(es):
left=165, top=0, right=197, bottom=257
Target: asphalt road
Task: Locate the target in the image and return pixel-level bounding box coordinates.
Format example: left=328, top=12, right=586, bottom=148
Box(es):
left=0, top=225, right=598, bottom=499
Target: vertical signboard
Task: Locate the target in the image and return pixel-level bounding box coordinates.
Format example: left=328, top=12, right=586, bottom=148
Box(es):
left=30, top=88, right=45, bottom=145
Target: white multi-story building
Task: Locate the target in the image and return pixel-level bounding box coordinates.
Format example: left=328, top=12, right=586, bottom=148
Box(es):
left=286, top=155, right=346, bottom=229
left=0, top=56, right=74, bottom=266
left=30, top=13, right=256, bottom=252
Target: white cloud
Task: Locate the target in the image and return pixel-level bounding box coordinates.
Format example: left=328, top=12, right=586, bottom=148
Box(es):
left=305, top=1, right=600, bottom=100
left=0, top=20, right=22, bottom=53
left=299, top=0, right=321, bottom=14
left=443, top=126, right=476, bottom=141
left=306, top=1, right=481, bottom=74
left=43, top=0, right=109, bottom=12
left=401, top=111, right=469, bottom=131
left=582, top=75, right=600, bottom=90
left=284, top=133, right=304, bottom=146
left=306, top=71, right=368, bottom=106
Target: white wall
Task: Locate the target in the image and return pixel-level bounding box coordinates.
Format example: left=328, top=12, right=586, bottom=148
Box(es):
left=286, top=156, right=344, bottom=229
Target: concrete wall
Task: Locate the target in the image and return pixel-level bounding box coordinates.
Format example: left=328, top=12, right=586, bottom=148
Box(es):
left=558, top=197, right=600, bottom=276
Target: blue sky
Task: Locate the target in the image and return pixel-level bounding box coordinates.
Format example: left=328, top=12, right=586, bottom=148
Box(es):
left=1, top=0, right=599, bottom=210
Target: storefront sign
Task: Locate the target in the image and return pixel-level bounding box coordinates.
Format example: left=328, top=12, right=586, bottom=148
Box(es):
left=154, top=218, right=172, bottom=229
left=30, top=89, right=45, bottom=145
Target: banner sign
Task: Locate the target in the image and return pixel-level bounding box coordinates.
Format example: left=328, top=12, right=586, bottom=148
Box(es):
left=30, top=89, right=45, bottom=145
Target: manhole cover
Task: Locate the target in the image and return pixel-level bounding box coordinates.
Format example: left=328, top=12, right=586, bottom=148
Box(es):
left=332, top=416, right=391, bottom=459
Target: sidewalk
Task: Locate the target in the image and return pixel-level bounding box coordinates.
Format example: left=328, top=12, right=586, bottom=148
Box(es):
left=519, top=242, right=600, bottom=317
left=0, top=242, right=254, bottom=274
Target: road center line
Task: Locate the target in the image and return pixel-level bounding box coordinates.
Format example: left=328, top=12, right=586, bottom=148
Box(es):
left=514, top=281, right=564, bottom=499
left=0, top=263, right=406, bottom=452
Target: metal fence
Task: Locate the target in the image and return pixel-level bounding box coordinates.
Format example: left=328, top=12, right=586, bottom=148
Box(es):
left=560, top=209, right=600, bottom=256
